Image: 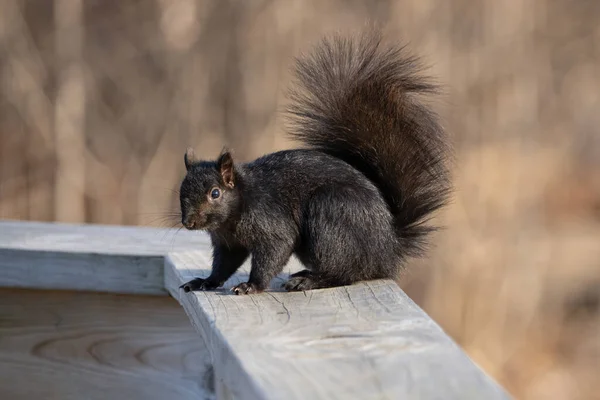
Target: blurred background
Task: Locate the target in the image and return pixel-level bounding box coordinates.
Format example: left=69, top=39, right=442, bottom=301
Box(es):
left=1, top=0, right=599, bottom=398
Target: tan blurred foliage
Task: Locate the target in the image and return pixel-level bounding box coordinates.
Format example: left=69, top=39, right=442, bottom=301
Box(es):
left=1, top=1, right=599, bottom=398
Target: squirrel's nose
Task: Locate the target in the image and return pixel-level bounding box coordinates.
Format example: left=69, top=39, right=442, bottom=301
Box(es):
left=184, top=221, right=196, bottom=230
left=182, top=217, right=196, bottom=230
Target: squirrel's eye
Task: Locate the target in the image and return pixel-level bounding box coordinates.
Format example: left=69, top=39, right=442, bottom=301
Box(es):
left=210, top=188, right=221, bottom=199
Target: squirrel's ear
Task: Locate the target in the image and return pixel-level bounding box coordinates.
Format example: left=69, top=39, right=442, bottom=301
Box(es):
left=217, top=150, right=235, bottom=188
left=184, top=147, right=197, bottom=171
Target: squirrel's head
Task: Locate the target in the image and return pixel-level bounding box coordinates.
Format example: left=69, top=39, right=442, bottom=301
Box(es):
left=179, top=148, right=240, bottom=231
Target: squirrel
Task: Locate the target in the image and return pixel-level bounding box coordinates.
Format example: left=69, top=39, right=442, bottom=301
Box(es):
left=179, top=31, right=451, bottom=295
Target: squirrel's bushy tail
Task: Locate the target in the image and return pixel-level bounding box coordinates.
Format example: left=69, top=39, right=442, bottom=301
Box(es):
left=287, top=31, right=451, bottom=258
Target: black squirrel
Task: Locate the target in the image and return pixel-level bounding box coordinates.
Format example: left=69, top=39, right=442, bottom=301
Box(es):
left=179, top=31, right=451, bottom=295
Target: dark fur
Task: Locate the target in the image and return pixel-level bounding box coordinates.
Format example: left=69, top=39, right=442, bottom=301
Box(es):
left=179, top=31, right=451, bottom=295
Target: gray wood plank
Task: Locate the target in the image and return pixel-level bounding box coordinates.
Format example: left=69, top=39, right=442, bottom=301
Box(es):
left=0, top=219, right=211, bottom=255
left=0, top=220, right=209, bottom=294
left=166, top=252, right=512, bottom=400
left=0, top=288, right=212, bottom=400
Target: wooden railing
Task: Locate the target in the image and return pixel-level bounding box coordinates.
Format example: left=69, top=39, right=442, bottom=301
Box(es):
left=0, top=220, right=510, bottom=399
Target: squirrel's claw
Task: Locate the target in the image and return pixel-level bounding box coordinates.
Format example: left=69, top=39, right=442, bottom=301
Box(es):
left=180, top=278, right=218, bottom=292
left=231, top=282, right=261, bottom=295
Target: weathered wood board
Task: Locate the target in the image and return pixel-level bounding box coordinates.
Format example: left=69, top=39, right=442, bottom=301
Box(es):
left=0, top=220, right=209, bottom=294
left=0, top=220, right=512, bottom=399
left=166, top=251, right=511, bottom=400
left=0, top=288, right=211, bottom=400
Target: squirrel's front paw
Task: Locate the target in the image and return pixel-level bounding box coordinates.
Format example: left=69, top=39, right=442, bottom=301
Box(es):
left=180, top=278, right=218, bottom=293
left=231, top=282, right=261, bottom=295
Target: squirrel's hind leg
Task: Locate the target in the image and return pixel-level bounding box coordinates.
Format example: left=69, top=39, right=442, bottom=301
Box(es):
left=292, top=185, right=397, bottom=292
left=289, top=269, right=312, bottom=278
left=283, top=274, right=348, bottom=292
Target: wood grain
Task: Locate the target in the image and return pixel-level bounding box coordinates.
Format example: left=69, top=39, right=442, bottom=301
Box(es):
left=0, top=288, right=212, bottom=400
left=0, top=220, right=511, bottom=399
left=166, top=251, right=512, bottom=400
left=0, top=220, right=210, bottom=294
